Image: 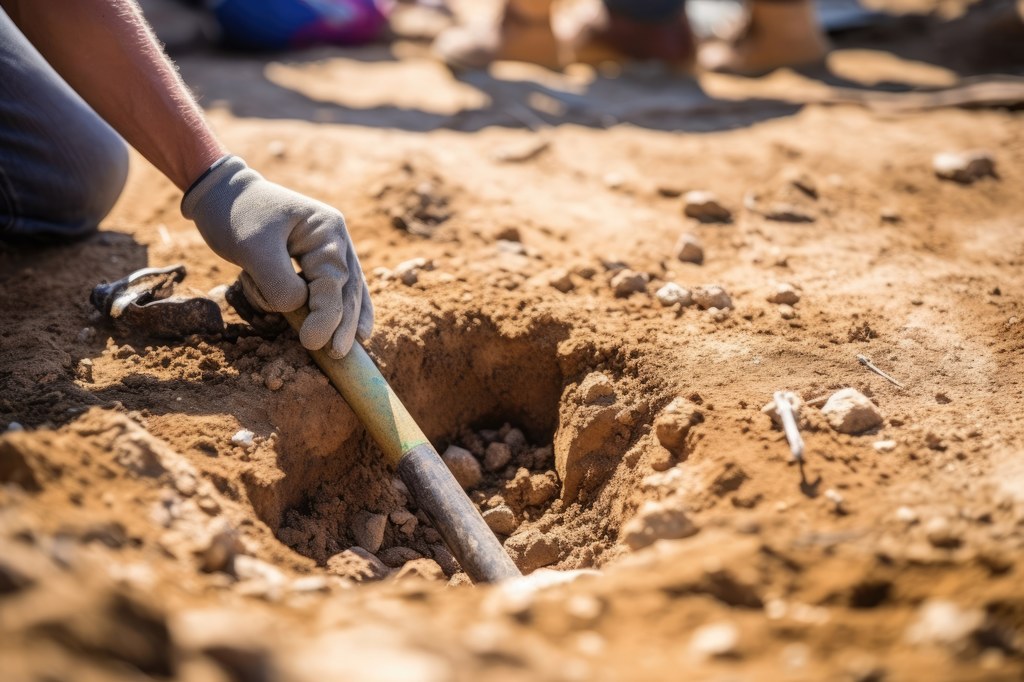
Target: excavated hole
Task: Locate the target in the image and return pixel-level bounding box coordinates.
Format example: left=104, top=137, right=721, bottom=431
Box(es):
left=242, top=311, right=617, bottom=579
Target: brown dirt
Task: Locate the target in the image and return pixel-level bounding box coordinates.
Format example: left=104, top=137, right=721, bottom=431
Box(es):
left=2, top=1, right=1024, bottom=680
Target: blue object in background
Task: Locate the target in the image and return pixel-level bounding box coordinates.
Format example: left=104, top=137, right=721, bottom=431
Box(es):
left=209, top=0, right=390, bottom=50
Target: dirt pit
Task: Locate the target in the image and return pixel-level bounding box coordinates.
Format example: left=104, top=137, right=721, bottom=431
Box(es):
left=3, top=0, right=1024, bottom=679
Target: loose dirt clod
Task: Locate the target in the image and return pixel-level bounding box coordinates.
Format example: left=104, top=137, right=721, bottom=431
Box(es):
left=484, top=442, right=512, bottom=471
left=504, top=529, right=560, bottom=573
left=619, top=499, right=698, bottom=550
left=683, top=191, right=732, bottom=223
left=482, top=505, right=518, bottom=536
left=821, top=389, right=883, bottom=434
left=327, top=548, right=389, bottom=582
left=654, top=397, right=704, bottom=454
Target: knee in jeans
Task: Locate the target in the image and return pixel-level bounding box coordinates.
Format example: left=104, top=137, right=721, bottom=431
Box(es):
left=67, top=127, right=129, bottom=229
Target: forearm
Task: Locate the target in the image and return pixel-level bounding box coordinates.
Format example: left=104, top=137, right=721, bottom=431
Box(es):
left=2, top=0, right=225, bottom=190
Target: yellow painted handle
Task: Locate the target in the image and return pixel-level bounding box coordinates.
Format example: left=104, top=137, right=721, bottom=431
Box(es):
left=283, top=307, right=429, bottom=466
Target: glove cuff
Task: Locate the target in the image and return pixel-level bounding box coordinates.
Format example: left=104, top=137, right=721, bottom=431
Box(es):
left=180, top=154, right=246, bottom=220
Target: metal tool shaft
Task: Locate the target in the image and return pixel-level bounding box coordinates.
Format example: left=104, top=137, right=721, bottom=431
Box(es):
left=283, top=308, right=521, bottom=583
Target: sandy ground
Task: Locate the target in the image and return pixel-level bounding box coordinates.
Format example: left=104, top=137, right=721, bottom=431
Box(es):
left=2, top=1, right=1024, bottom=680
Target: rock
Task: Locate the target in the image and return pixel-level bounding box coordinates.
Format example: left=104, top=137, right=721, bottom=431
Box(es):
left=483, top=505, right=518, bottom=535
left=199, top=521, right=243, bottom=573
left=657, top=185, right=683, bottom=198
left=924, top=516, right=961, bottom=548
left=290, top=575, right=330, bottom=593
left=352, top=512, right=387, bottom=553
left=683, top=191, right=731, bottom=223
left=610, top=269, right=649, bottom=298
left=430, top=544, right=460, bottom=575
left=77, top=358, right=94, bottom=383
left=785, top=169, right=818, bottom=199
left=77, top=326, right=96, bottom=343
left=655, top=282, right=693, bottom=307
left=394, top=258, right=433, bottom=286
left=378, top=546, right=422, bottom=568
left=504, top=530, right=560, bottom=572
left=821, top=389, right=883, bottom=434
left=779, top=304, right=797, bottom=320
left=524, top=472, right=559, bottom=507
left=230, top=429, right=255, bottom=447
left=763, top=203, right=815, bottom=223
left=654, top=397, right=703, bottom=453
left=896, top=506, right=918, bottom=523
left=620, top=499, right=698, bottom=550
left=873, top=440, right=897, bottom=453
left=905, top=599, right=984, bottom=648
left=326, top=547, right=389, bottom=582
left=547, top=269, right=575, bottom=293
left=579, top=372, right=615, bottom=404
left=484, top=442, right=512, bottom=472
left=880, top=207, right=901, bottom=223
left=689, top=622, right=740, bottom=659
left=233, top=556, right=286, bottom=587
left=503, top=428, right=527, bottom=449
left=767, top=282, right=800, bottom=305
left=760, top=394, right=803, bottom=428
left=933, top=150, right=996, bottom=184
left=674, top=234, right=704, bottom=264
left=389, top=510, right=418, bottom=536
left=394, top=558, right=445, bottom=581
left=692, top=285, right=732, bottom=310
left=442, top=445, right=482, bottom=489
left=493, top=226, right=521, bottom=242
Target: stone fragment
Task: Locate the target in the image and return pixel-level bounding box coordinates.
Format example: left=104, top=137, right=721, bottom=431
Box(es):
left=441, top=445, right=482, bottom=489
left=547, top=269, right=575, bottom=293
left=763, top=203, right=815, bottom=223
left=684, top=191, right=731, bottom=223
left=654, top=397, right=703, bottom=453
left=933, top=150, right=996, bottom=184
left=77, top=358, right=94, bottom=383
left=503, top=428, right=527, bottom=449
left=199, top=521, right=243, bottom=573
left=378, top=546, right=422, bottom=568
left=579, top=372, right=615, bottom=404
left=353, top=512, right=387, bottom=553
left=655, top=282, right=693, bottom=307
left=821, top=389, right=883, bottom=434
left=873, top=440, right=897, bottom=453
left=689, top=622, right=740, bottom=659
left=484, top=442, right=513, bottom=472
left=230, top=429, right=255, bottom=447
left=389, top=509, right=418, bottom=536
left=610, top=269, right=649, bottom=298
left=524, top=472, right=559, bottom=507
left=326, top=547, right=389, bottom=582
left=504, top=530, right=560, bottom=572
left=483, top=505, right=518, bottom=535
left=767, top=282, right=800, bottom=305
left=394, top=558, right=445, bottom=581
left=905, top=600, right=984, bottom=648
left=779, top=304, right=797, bottom=320
left=620, top=499, right=698, bottom=550
left=394, top=258, right=433, bottom=286
left=692, top=285, right=732, bottom=310
left=674, top=233, right=704, bottom=264
left=924, top=516, right=961, bottom=548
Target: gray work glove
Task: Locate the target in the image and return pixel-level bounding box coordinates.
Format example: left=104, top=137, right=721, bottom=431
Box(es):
left=182, top=155, right=373, bottom=358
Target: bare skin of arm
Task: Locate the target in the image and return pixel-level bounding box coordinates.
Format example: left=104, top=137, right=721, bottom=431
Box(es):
left=1, top=0, right=225, bottom=191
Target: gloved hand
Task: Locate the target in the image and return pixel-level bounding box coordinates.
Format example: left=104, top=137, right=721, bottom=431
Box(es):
left=182, top=155, right=373, bottom=358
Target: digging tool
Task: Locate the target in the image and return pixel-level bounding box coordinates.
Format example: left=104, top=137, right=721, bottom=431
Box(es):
left=282, top=306, right=522, bottom=584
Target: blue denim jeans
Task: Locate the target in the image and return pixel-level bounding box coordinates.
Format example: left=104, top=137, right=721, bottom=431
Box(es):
left=0, top=7, right=128, bottom=240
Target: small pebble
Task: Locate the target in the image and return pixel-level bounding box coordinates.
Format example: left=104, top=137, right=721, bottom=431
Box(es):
left=655, top=282, right=693, bottom=307
left=547, top=269, right=574, bottom=293
left=905, top=599, right=984, bottom=647
left=821, top=389, right=883, bottom=435
left=779, top=304, right=796, bottom=320
left=683, top=190, right=732, bottom=223
left=896, top=506, right=918, bottom=523
left=230, top=429, right=255, bottom=447
left=933, top=150, right=996, bottom=184
left=484, top=442, right=513, bottom=472
left=692, top=285, right=732, bottom=310
left=767, top=282, right=801, bottom=305
left=873, top=440, right=897, bottom=453
left=77, top=327, right=96, bottom=343
left=674, top=233, right=704, bottom=264
left=482, top=505, right=518, bottom=535
left=689, top=622, right=740, bottom=660
left=353, top=512, right=387, bottom=554
left=654, top=397, right=703, bottom=452
left=442, top=445, right=482, bottom=489
left=610, top=269, right=649, bottom=298
left=394, top=258, right=432, bottom=286
left=924, top=516, right=961, bottom=548
left=620, top=499, right=698, bottom=550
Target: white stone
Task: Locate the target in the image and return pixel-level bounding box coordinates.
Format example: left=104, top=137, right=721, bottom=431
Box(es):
left=821, top=389, right=883, bottom=434
left=873, top=440, right=897, bottom=453
left=905, top=600, right=984, bottom=647
left=933, top=150, right=996, bottom=184
left=441, top=445, right=482, bottom=490
left=230, top=429, right=255, bottom=446
left=655, top=282, right=693, bottom=307
left=692, top=285, right=732, bottom=310
left=689, top=622, right=740, bottom=659
left=896, top=506, right=918, bottom=523
left=394, top=258, right=433, bottom=286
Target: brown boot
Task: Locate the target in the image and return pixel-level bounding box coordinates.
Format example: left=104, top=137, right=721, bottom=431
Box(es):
left=700, top=0, right=829, bottom=75
left=432, top=1, right=560, bottom=70
left=562, top=4, right=696, bottom=71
